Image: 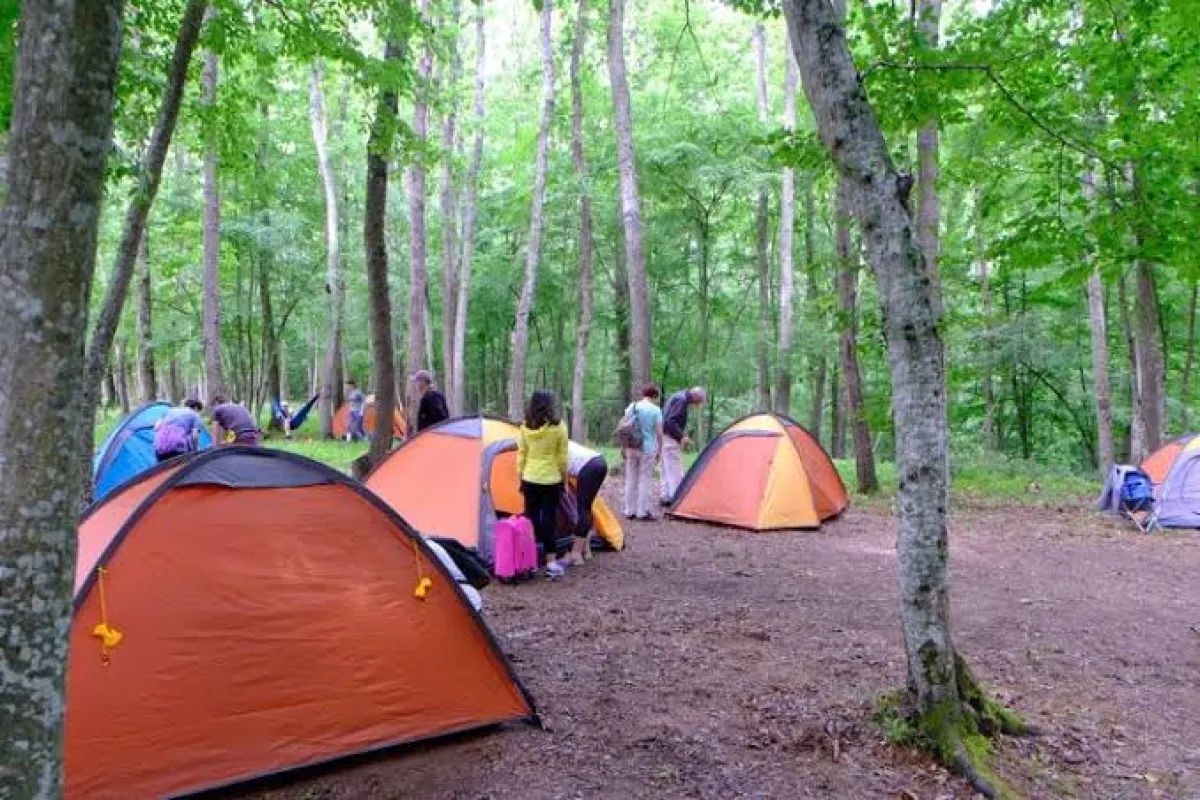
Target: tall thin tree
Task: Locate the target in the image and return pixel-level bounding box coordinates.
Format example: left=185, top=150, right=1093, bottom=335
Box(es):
left=836, top=183, right=878, bottom=493
left=782, top=0, right=1024, bottom=792
left=608, top=0, right=652, bottom=388
left=136, top=235, right=156, bottom=402
left=752, top=24, right=773, bottom=410
left=915, top=0, right=943, bottom=316
left=506, top=0, right=555, bottom=420
left=1082, top=171, right=1114, bottom=474
left=311, top=63, right=344, bottom=438
left=201, top=19, right=225, bottom=404
left=0, top=0, right=122, bottom=793
left=440, top=0, right=462, bottom=401
left=776, top=51, right=798, bottom=415
left=452, top=0, right=487, bottom=416
left=569, top=0, right=595, bottom=438
left=407, top=0, right=434, bottom=419
left=83, top=0, right=206, bottom=412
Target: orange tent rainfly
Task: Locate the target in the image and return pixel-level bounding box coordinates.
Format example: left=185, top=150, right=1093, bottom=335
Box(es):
left=367, top=415, right=624, bottom=560
left=332, top=398, right=407, bottom=439
left=669, top=412, right=848, bottom=530
left=68, top=447, right=536, bottom=799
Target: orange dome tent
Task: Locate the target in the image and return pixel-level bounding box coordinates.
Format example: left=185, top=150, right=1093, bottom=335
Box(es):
left=332, top=398, right=407, bottom=439
left=366, top=415, right=624, bottom=560
left=68, top=448, right=536, bottom=799
left=669, top=412, right=848, bottom=530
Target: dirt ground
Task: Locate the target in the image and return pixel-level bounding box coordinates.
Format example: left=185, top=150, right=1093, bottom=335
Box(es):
left=245, top=487, right=1200, bottom=800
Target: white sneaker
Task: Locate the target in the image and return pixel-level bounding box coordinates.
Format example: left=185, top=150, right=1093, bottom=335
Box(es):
left=543, top=561, right=566, bottom=579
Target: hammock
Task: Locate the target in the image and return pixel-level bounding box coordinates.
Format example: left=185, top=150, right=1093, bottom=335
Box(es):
left=272, top=393, right=319, bottom=432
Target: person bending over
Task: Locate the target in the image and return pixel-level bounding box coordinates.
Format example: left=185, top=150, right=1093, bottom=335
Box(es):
left=210, top=394, right=261, bottom=446
left=565, top=440, right=608, bottom=565
left=518, top=390, right=569, bottom=578
left=661, top=386, right=706, bottom=505
left=153, top=398, right=205, bottom=462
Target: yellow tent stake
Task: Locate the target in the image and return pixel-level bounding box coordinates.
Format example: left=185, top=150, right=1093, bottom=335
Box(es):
left=92, top=566, right=123, bottom=663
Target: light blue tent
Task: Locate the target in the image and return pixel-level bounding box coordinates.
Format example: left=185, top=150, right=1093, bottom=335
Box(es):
left=93, top=402, right=212, bottom=500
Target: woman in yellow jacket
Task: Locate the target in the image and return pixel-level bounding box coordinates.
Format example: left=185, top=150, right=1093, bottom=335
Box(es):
left=518, top=390, right=569, bottom=578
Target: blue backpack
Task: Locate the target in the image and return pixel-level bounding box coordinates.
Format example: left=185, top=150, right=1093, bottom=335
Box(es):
left=1120, top=469, right=1154, bottom=511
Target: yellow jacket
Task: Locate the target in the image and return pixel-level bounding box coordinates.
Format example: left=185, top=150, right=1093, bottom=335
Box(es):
left=518, top=421, right=568, bottom=485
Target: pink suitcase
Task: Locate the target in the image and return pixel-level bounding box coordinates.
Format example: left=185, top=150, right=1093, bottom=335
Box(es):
left=493, top=515, right=538, bottom=582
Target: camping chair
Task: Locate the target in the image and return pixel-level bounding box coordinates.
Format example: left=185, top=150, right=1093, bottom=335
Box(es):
left=1119, top=468, right=1160, bottom=533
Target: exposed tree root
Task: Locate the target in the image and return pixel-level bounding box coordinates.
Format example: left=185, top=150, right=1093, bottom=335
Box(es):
left=875, top=655, right=1035, bottom=800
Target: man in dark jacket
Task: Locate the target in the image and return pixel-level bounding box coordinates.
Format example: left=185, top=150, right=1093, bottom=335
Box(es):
left=661, top=386, right=706, bottom=504
left=412, top=370, right=450, bottom=432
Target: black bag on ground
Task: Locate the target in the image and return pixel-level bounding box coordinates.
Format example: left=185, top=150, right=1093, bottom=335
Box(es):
left=431, top=537, right=492, bottom=590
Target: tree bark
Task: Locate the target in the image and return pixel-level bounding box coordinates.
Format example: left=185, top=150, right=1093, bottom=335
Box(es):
left=0, top=1, right=121, bottom=793
left=407, top=0, right=434, bottom=402
left=976, top=190, right=997, bottom=452
left=612, top=204, right=633, bottom=405
left=202, top=36, right=225, bottom=404
left=804, top=179, right=825, bottom=439
left=608, top=0, right=652, bottom=389
left=915, top=0, right=943, bottom=319
left=452, top=0, right=486, bottom=417
left=1183, top=282, right=1197, bottom=431
left=830, top=360, right=844, bottom=458
left=311, top=64, right=344, bottom=438
left=1082, top=172, right=1114, bottom=475
left=782, top=1, right=989, bottom=783
left=440, top=0, right=462, bottom=403
left=752, top=24, right=773, bottom=411
left=776, top=52, right=798, bottom=415
left=136, top=233, right=156, bottom=402
left=365, top=39, right=403, bottom=467
left=569, top=0, right=595, bottom=439
left=836, top=182, right=878, bottom=493
left=83, top=0, right=206, bottom=412
left=1118, top=269, right=1143, bottom=461
left=168, top=356, right=183, bottom=404
left=506, top=0, right=554, bottom=420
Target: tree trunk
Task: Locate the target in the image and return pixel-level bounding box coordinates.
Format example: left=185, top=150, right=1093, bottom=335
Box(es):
left=776, top=52, right=798, bottom=415
left=202, top=37, right=225, bottom=405
left=506, top=0, right=554, bottom=420
left=365, top=39, right=402, bottom=467
left=311, top=63, right=344, bottom=438
left=82, top=0, right=206, bottom=415
left=1183, top=282, right=1197, bottom=431
left=1118, top=269, right=1143, bottom=461
left=259, top=245, right=280, bottom=405
left=116, top=338, right=131, bottom=413
left=915, top=0, right=942, bottom=320
left=782, top=2, right=1007, bottom=789
left=612, top=205, right=633, bottom=405
left=0, top=3, right=120, bottom=792
left=1081, top=172, right=1114, bottom=475
left=804, top=180, right=825, bottom=438
left=452, top=0, right=487, bottom=416
left=168, top=356, right=183, bottom=404
left=830, top=361, right=844, bottom=458
left=1133, top=255, right=1164, bottom=455
left=752, top=24, right=773, bottom=411
left=836, top=182, right=878, bottom=493
left=976, top=191, right=997, bottom=452
left=136, top=233, right=157, bottom=402
left=698, top=216, right=712, bottom=444
left=440, top=0, right=462, bottom=402
left=569, top=0, right=595, bottom=439
left=407, top=0, right=434, bottom=396
left=608, top=0, right=652, bottom=389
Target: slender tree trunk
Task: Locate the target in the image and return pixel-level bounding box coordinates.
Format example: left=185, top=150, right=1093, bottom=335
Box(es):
left=776, top=53, right=798, bottom=415
left=440, top=0, right=462, bottom=401
left=452, top=0, right=486, bottom=416
left=1133, top=252, right=1164, bottom=454
left=976, top=190, right=997, bottom=452
left=506, top=0, right=555, bottom=420
left=569, top=0, right=595, bottom=439
left=698, top=218, right=712, bottom=444
left=82, top=0, right=206, bottom=415
left=915, top=0, right=943, bottom=320
left=612, top=206, right=633, bottom=405
left=259, top=247, right=280, bottom=404
left=752, top=24, right=773, bottom=411
left=168, top=356, right=182, bottom=404
left=407, top=0, right=434, bottom=401
left=836, top=183, right=878, bottom=492
left=365, top=39, right=402, bottom=467
left=804, top=180, right=825, bottom=438
left=311, top=64, right=344, bottom=437
left=136, top=234, right=156, bottom=402
left=1118, top=269, right=1143, bottom=461
left=783, top=3, right=1008, bottom=789
left=1081, top=172, right=1114, bottom=474
left=830, top=361, right=844, bottom=458
left=608, top=0, right=652, bottom=389
left=1183, top=282, right=1197, bottom=431
left=0, top=3, right=121, bottom=792
left=202, top=36, right=225, bottom=404
left=103, top=366, right=118, bottom=408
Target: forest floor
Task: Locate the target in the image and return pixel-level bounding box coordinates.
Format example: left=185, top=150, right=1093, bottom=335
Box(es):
left=240, top=483, right=1199, bottom=800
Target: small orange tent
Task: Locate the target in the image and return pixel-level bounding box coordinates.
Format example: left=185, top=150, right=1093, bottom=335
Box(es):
left=669, top=412, right=848, bottom=530
left=366, top=416, right=624, bottom=559
left=68, top=448, right=535, bottom=799
left=332, top=398, right=407, bottom=439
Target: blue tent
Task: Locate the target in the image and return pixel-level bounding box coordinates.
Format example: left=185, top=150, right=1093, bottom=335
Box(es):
left=93, top=402, right=212, bottom=500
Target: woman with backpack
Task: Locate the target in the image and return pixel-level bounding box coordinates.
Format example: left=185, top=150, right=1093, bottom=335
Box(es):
left=518, top=390, right=570, bottom=578
left=620, top=384, right=664, bottom=521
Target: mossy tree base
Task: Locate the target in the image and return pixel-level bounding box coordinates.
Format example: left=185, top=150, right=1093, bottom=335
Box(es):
left=876, top=655, right=1034, bottom=799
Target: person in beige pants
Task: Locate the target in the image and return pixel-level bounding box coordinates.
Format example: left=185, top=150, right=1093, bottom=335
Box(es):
left=623, top=384, right=664, bottom=520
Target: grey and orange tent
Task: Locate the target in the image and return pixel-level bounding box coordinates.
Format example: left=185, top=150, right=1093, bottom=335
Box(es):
left=366, top=415, right=624, bottom=561
left=68, top=447, right=536, bottom=799
left=669, top=412, right=848, bottom=530
left=332, top=398, right=407, bottom=439
left=1141, top=433, right=1200, bottom=527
